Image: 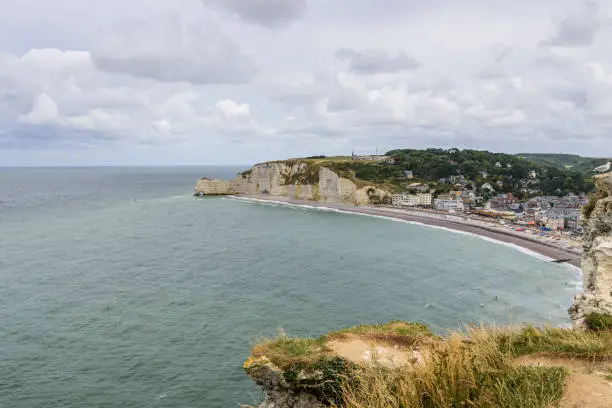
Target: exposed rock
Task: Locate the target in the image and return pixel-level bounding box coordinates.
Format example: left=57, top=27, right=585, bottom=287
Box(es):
left=569, top=172, right=612, bottom=328
left=193, top=178, right=233, bottom=195
left=243, top=357, right=323, bottom=408
left=194, top=161, right=389, bottom=205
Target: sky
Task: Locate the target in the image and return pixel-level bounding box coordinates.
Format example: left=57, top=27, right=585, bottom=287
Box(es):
left=1, top=0, right=612, bottom=166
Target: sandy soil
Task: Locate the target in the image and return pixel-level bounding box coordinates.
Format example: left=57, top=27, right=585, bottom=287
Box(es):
left=328, top=338, right=423, bottom=367
left=561, top=374, right=612, bottom=408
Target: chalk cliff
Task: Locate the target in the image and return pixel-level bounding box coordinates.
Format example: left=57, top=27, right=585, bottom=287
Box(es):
left=569, top=171, right=612, bottom=328
left=194, top=161, right=389, bottom=206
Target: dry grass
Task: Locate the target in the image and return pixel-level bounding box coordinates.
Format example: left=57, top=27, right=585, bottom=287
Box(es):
left=324, top=321, right=436, bottom=347
left=250, top=322, right=612, bottom=407
left=493, top=324, right=612, bottom=359
left=337, top=325, right=610, bottom=408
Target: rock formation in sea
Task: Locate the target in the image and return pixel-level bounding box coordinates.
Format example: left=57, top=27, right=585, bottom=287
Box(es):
left=194, top=161, right=389, bottom=206
left=569, top=171, right=612, bottom=328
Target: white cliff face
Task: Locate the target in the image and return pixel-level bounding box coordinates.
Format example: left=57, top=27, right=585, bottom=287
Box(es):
left=194, top=162, right=389, bottom=205
left=570, top=172, right=612, bottom=328
left=193, top=178, right=232, bottom=195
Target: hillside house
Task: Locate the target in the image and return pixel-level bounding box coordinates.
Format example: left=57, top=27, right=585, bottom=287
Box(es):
left=481, top=182, right=495, bottom=192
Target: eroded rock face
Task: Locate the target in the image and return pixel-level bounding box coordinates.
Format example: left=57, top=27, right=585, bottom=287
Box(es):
left=194, top=162, right=389, bottom=205
left=244, top=357, right=323, bottom=408
left=193, top=178, right=233, bottom=195
left=569, top=172, right=612, bottom=328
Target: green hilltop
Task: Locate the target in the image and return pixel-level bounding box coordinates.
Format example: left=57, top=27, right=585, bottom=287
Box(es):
left=516, top=153, right=609, bottom=174
left=276, top=149, right=606, bottom=197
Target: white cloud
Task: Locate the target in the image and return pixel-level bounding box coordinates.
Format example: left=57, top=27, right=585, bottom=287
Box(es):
left=92, top=13, right=258, bottom=84
left=541, top=1, right=607, bottom=47
left=335, top=48, right=421, bottom=74
left=0, top=47, right=270, bottom=150
left=214, top=99, right=251, bottom=119
left=20, top=93, right=59, bottom=124
left=201, top=0, right=307, bottom=27
left=1, top=0, right=612, bottom=164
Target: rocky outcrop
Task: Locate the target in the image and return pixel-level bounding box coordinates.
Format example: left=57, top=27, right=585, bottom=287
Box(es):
left=193, top=178, right=234, bottom=195
left=244, top=357, right=323, bottom=408
left=194, top=161, right=389, bottom=205
left=569, top=172, right=612, bottom=328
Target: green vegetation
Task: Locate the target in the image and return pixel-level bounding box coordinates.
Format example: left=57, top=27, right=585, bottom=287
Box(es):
left=249, top=322, right=612, bottom=408
left=517, top=153, right=609, bottom=174
left=251, top=335, right=331, bottom=368
left=387, top=148, right=597, bottom=196
left=265, top=149, right=603, bottom=196
left=583, top=189, right=609, bottom=219
left=495, top=324, right=612, bottom=358
left=323, top=320, right=435, bottom=346
left=585, top=313, right=612, bottom=332
left=283, top=162, right=322, bottom=185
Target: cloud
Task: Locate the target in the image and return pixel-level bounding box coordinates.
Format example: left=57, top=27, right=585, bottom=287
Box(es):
left=213, top=99, right=251, bottom=119
left=201, top=0, right=307, bottom=27
left=20, top=93, right=60, bottom=124
left=3, top=0, right=612, bottom=164
left=335, top=48, right=421, bottom=74
left=541, top=1, right=605, bottom=47
left=92, top=14, right=258, bottom=84
left=0, top=47, right=271, bottom=149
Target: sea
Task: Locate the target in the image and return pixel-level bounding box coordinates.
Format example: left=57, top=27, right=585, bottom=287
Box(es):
left=0, top=167, right=582, bottom=408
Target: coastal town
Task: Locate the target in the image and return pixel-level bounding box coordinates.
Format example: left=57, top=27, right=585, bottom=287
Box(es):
left=386, top=189, right=587, bottom=255
left=195, top=150, right=611, bottom=258
left=346, top=150, right=602, bottom=248
left=390, top=190, right=587, bottom=234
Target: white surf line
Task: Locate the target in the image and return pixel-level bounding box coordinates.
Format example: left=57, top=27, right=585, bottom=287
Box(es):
left=230, top=196, right=583, bottom=285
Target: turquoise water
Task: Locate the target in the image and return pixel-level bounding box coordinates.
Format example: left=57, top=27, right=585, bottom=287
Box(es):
left=0, top=167, right=580, bottom=407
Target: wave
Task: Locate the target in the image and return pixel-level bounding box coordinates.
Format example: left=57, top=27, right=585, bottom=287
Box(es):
left=230, top=196, right=583, bottom=288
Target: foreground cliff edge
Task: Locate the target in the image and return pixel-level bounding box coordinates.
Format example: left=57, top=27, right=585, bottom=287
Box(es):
left=570, top=171, right=612, bottom=328
left=238, top=172, right=612, bottom=408
left=194, top=158, right=389, bottom=206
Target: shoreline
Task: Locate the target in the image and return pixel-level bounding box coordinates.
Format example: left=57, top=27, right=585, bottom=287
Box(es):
left=230, top=195, right=582, bottom=268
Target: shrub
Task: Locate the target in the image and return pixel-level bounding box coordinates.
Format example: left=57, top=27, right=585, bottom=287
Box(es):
left=586, top=313, right=612, bottom=332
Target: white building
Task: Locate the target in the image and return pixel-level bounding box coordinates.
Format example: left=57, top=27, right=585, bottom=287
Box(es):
left=481, top=182, right=495, bottom=192
left=462, top=190, right=476, bottom=200
left=495, top=162, right=502, bottom=168
left=434, top=198, right=465, bottom=212
left=392, top=193, right=432, bottom=207
left=545, top=216, right=565, bottom=231
left=528, top=169, right=537, bottom=179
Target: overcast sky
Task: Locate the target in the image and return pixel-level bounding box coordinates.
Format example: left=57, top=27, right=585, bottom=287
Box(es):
left=1, top=0, right=611, bottom=166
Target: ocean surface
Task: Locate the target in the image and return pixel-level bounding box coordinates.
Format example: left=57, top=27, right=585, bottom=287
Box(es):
left=0, top=167, right=581, bottom=408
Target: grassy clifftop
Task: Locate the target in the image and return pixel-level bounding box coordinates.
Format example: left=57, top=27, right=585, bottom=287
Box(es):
left=262, top=148, right=603, bottom=196
left=264, top=156, right=388, bottom=189
left=247, top=321, right=612, bottom=407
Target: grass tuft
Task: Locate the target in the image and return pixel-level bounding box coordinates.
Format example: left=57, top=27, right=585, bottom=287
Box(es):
left=493, top=324, right=612, bottom=359
left=585, top=313, right=612, bottom=332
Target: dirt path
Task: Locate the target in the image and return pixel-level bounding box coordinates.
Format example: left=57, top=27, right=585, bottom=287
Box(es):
left=516, top=354, right=612, bottom=408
